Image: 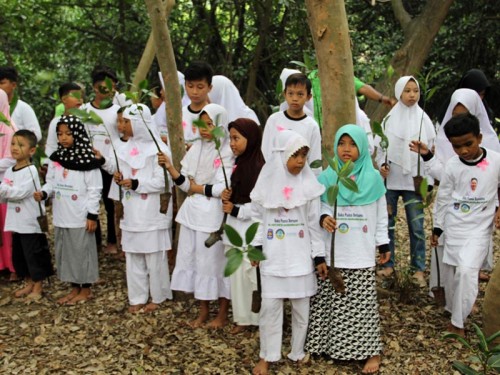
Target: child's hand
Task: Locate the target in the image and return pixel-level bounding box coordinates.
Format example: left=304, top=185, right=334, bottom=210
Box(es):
left=119, top=179, right=133, bottom=190
left=316, top=262, right=328, bottom=280
left=221, top=188, right=232, bottom=202
left=430, top=234, right=439, bottom=247
left=86, top=219, right=97, bottom=233
left=251, top=261, right=260, bottom=267
left=93, top=148, right=103, bottom=159
left=322, top=216, right=336, bottom=233
left=114, top=171, right=123, bottom=184
left=157, top=152, right=171, bottom=169
left=222, top=201, right=234, bottom=214
left=380, top=164, right=390, bottom=179
left=378, top=251, right=391, bottom=265
left=34, top=191, right=43, bottom=202
left=409, top=140, right=430, bottom=156
left=188, top=179, right=203, bottom=195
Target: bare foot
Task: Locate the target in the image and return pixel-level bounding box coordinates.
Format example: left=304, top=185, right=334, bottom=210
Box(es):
left=230, top=325, right=249, bottom=335
left=252, top=359, right=269, bottom=375
left=479, top=271, right=490, bottom=282
left=128, top=304, right=146, bottom=313
left=143, top=303, right=160, bottom=313
left=66, top=288, right=93, bottom=305
left=14, top=283, right=34, bottom=298
left=9, top=272, right=20, bottom=282
left=362, top=355, right=381, bottom=374
left=26, top=291, right=43, bottom=301
left=447, top=323, right=465, bottom=338
left=188, top=315, right=209, bottom=328
left=57, top=288, right=80, bottom=305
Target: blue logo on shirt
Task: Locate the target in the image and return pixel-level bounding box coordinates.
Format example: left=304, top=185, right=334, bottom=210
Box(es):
left=267, top=229, right=273, bottom=240
left=276, top=229, right=285, bottom=240
left=338, top=223, right=349, bottom=234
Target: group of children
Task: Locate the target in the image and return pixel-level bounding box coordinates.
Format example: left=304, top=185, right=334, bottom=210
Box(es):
left=0, top=62, right=498, bottom=374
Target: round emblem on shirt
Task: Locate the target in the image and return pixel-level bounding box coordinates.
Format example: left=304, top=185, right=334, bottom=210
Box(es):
left=71, top=194, right=78, bottom=201
left=298, top=230, right=304, bottom=238
left=453, top=202, right=460, bottom=210
left=56, top=191, right=61, bottom=200
left=276, top=229, right=285, bottom=240
left=105, top=138, right=111, bottom=144
left=15, top=206, right=21, bottom=213
left=140, top=193, right=148, bottom=200
left=460, top=204, right=470, bottom=213
left=362, top=225, right=368, bottom=233
left=338, top=223, right=349, bottom=234
left=267, top=229, right=273, bottom=240
left=125, top=191, right=131, bottom=200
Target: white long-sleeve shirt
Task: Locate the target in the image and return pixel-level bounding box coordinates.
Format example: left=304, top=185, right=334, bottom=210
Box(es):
left=12, top=100, right=42, bottom=142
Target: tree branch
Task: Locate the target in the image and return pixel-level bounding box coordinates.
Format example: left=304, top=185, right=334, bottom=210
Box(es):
left=391, top=0, right=411, bottom=32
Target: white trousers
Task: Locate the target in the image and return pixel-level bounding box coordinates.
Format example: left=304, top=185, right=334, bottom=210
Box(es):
left=443, top=262, right=479, bottom=329
left=259, top=297, right=309, bottom=362
left=126, top=251, right=172, bottom=305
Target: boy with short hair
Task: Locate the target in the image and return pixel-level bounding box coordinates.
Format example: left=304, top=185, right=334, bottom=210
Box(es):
left=45, top=82, right=84, bottom=157
left=182, top=61, right=213, bottom=146
left=0, top=67, right=42, bottom=142
left=432, top=113, right=500, bottom=337
left=0, top=130, right=53, bottom=299
left=261, top=73, right=321, bottom=174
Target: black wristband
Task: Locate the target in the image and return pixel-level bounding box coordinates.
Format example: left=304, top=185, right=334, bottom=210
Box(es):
left=314, top=256, right=326, bottom=267
left=433, top=227, right=443, bottom=237
left=230, top=205, right=240, bottom=218
left=378, top=244, right=390, bottom=254
left=98, top=157, right=106, bottom=166
left=41, top=191, right=48, bottom=201
left=421, top=151, right=434, bottom=162
left=205, top=184, right=213, bottom=197
left=87, top=213, right=98, bottom=221
left=173, top=174, right=186, bottom=186
left=131, top=179, right=139, bottom=191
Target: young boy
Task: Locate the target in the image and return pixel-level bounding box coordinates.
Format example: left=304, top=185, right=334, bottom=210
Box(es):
left=182, top=61, right=213, bottom=147
left=261, top=73, right=321, bottom=174
left=45, top=82, right=84, bottom=157
left=0, top=130, right=53, bottom=299
left=432, top=113, right=500, bottom=337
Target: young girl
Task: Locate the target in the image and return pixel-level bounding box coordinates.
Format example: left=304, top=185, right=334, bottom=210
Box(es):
left=306, top=125, right=390, bottom=374
left=250, top=130, right=327, bottom=375
left=375, top=76, right=435, bottom=285
left=159, top=103, right=234, bottom=328
left=34, top=115, right=102, bottom=304
left=104, top=104, right=172, bottom=312
left=220, top=118, right=265, bottom=334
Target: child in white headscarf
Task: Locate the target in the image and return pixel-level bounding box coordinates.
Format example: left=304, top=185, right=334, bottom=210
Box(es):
left=250, top=130, right=326, bottom=375
left=375, top=76, right=436, bottom=285
left=102, top=104, right=173, bottom=313
left=158, top=103, right=235, bottom=328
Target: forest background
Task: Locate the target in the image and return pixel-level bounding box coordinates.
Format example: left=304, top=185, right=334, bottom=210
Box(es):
left=0, top=0, right=499, bottom=133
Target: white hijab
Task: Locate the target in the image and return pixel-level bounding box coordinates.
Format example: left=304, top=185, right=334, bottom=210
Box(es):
left=385, top=76, right=435, bottom=175
left=158, top=71, right=190, bottom=107
left=436, top=88, right=500, bottom=163
left=181, top=103, right=234, bottom=184
left=208, top=75, right=260, bottom=124
left=251, top=130, right=324, bottom=209
left=118, top=104, right=166, bottom=169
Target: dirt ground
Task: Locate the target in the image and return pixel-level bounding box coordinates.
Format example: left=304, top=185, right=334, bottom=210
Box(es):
left=0, top=205, right=496, bottom=374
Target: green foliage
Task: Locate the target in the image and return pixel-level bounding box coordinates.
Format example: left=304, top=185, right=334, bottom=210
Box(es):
left=372, top=115, right=390, bottom=151
left=322, top=151, right=358, bottom=207
left=443, top=324, right=500, bottom=374
left=223, top=223, right=265, bottom=277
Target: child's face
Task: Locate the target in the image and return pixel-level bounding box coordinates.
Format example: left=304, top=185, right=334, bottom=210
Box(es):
left=284, top=84, right=311, bottom=114
left=229, top=128, right=247, bottom=157
left=287, top=147, right=308, bottom=175
left=471, top=178, right=478, bottom=191
left=10, top=136, right=35, bottom=162
left=0, top=78, right=16, bottom=97
left=62, top=90, right=83, bottom=110
left=400, top=80, right=419, bottom=107
left=337, top=134, right=359, bottom=163
left=185, top=79, right=212, bottom=107
left=448, top=132, right=483, bottom=161
left=117, top=113, right=125, bottom=134
left=199, top=113, right=215, bottom=140
left=93, top=80, right=115, bottom=101
left=57, top=124, right=74, bottom=148
left=452, top=103, right=468, bottom=117
left=122, top=118, right=133, bottom=137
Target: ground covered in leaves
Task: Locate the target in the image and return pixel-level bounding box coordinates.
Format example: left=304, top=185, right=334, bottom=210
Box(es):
left=0, top=207, right=496, bottom=374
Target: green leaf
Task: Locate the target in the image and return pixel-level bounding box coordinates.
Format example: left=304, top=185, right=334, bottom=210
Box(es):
left=104, top=76, right=114, bottom=91
left=451, top=361, right=479, bottom=375
left=322, top=147, right=335, bottom=170
left=487, top=353, right=500, bottom=370
left=225, top=247, right=240, bottom=258
left=0, top=112, right=12, bottom=126
left=443, top=332, right=474, bottom=350
left=89, top=110, right=104, bottom=125
left=99, top=98, right=112, bottom=109
left=372, top=121, right=384, bottom=138
left=486, top=330, right=500, bottom=345
left=338, top=159, right=354, bottom=177
left=245, top=222, right=259, bottom=245
left=309, top=159, right=323, bottom=169
left=419, top=178, right=429, bottom=199
left=327, top=184, right=339, bottom=206
left=379, top=137, right=389, bottom=150
left=472, top=323, right=488, bottom=353
left=224, top=249, right=243, bottom=277
left=223, top=224, right=243, bottom=247
left=211, top=126, right=225, bottom=140
left=387, top=65, right=394, bottom=79
left=68, top=108, right=91, bottom=121
left=290, top=60, right=307, bottom=69
left=138, top=79, right=149, bottom=91
left=247, top=246, right=266, bottom=262
left=193, top=119, right=207, bottom=129
left=339, top=176, right=358, bottom=193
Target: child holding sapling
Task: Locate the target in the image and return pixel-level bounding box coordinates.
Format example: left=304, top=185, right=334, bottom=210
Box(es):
left=305, top=125, right=390, bottom=374
left=250, top=130, right=326, bottom=375
left=221, top=118, right=265, bottom=333
left=158, top=103, right=235, bottom=328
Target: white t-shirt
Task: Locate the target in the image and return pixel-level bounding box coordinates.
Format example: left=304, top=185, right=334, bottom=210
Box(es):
left=182, top=105, right=202, bottom=144
left=81, top=102, right=121, bottom=158
left=12, top=99, right=42, bottom=142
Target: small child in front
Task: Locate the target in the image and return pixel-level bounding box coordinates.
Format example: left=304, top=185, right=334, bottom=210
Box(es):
left=305, top=125, right=390, bottom=374
left=0, top=130, right=53, bottom=299
left=35, top=115, right=102, bottom=305
left=432, top=113, right=500, bottom=337
left=250, top=130, right=327, bottom=375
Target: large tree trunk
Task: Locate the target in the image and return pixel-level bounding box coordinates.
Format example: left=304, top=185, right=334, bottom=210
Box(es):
left=365, top=0, right=455, bottom=122
left=305, top=0, right=356, bottom=156
left=130, top=33, right=156, bottom=91
left=483, top=263, right=500, bottom=344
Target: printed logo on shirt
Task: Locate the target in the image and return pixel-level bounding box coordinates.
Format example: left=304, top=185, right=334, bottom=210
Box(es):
left=131, top=169, right=138, bottom=176
left=267, top=229, right=273, bottom=240
left=63, top=169, right=69, bottom=179
left=105, top=138, right=111, bottom=145
left=276, top=229, right=285, bottom=240
left=56, top=191, right=61, bottom=200
left=453, top=202, right=460, bottom=210
left=362, top=225, right=368, bottom=233
left=460, top=204, right=470, bottom=213
left=338, top=223, right=349, bottom=234
left=125, top=191, right=132, bottom=200
left=140, top=193, right=148, bottom=200
left=71, top=194, right=78, bottom=201
left=15, top=206, right=21, bottom=213
left=298, top=229, right=304, bottom=238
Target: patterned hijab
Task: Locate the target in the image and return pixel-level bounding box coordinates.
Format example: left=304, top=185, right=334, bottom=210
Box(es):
left=50, top=114, right=100, bottom=170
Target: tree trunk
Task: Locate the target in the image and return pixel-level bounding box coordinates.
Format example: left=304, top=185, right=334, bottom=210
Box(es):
left=305, top=0, right=356, bottom=156
left=483, top=263, right=500, bottom=344
left=365, top=0, right=455, bottom=123
left=130, top=32, right=156, bottom=91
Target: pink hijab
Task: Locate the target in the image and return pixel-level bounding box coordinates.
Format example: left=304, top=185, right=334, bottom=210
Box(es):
left=0, top=88, right=16, bottom=159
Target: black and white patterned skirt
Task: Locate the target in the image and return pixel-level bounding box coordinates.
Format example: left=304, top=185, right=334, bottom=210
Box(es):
left=305, top=267, right=382, bottom=360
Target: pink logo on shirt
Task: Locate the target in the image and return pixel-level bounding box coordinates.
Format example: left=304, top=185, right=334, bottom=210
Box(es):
left=53, top=162, right=62, bottom=170
left=15, top=206, right=21, bottom=213
left=3, top=178, right=13, bottom=186
left=105, top=138, right=111, bottom=145
left=213, top=158, right=222, bottom=169
left=477, top=158, right=489, bottom=171
left=130, top=147, right=139, bottom=156
left=131, top=169, right=138, bottom=176
left=182, top=121, right=187, bottom=129
left=71, top=194, right=78, bottom=201
left=276, top=125, right=286, bottom=132
left=283, top=186, right=293, bottom=200
left=140, top=193, right=148, bottom=200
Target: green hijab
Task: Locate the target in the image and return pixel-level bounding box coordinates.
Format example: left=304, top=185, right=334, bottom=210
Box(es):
left=318, top=124, right=386, bottom=206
